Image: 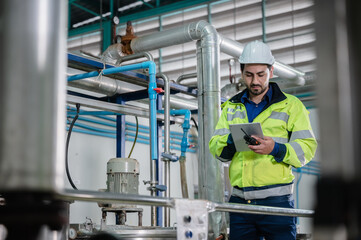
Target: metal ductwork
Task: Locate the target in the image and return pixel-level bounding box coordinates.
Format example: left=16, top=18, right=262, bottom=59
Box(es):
left=218, top=34, right=305, bottom=86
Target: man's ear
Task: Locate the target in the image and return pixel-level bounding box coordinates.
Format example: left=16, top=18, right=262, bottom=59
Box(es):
left=269, top=66, right=274, bottom=78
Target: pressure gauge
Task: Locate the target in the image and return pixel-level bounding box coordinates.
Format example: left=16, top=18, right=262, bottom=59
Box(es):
left=113, top=16, right=119, bottom=25
left=69, top=228, right=77, bottom=239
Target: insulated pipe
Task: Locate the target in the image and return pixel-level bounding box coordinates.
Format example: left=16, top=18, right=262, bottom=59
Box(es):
left=156, top=73, right=171, bottom=227
left=197, top=31, right=226, bottom=238
left=176, top=73, right=197, bottom=86
left=218, top=34, right=305, bottom=86
left=132, top=20, right=225, bottom=236
left=68, top=72, right=198, bottom=109
left=117, top=52, right=154, bottom=64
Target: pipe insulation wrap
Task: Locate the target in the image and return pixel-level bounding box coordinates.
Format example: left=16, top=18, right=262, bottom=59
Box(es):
left=131, top=20, right=217, bottom=53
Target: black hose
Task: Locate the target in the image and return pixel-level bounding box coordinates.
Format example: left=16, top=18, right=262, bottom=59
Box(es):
left=191, top=117, right=198, bottom=131
left=127, top=116, right=139, bottom=158
left=66, top=103, right=80, bottom=190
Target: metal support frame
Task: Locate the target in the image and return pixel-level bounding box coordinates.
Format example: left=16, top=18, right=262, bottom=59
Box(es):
left=68, top=0, right=213, bottom=37
left=72, top=2, right=99, bottom=17
left=59, top=189, right=314, bottom=218
left=102, top=20, right=112, bottom=52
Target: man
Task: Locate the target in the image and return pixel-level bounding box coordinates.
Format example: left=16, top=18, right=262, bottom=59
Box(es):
left=209, top=40, right=317, bottom=240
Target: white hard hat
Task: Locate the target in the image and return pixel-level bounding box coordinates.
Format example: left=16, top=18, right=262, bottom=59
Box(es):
left=239, top=40, right=275, bottom=65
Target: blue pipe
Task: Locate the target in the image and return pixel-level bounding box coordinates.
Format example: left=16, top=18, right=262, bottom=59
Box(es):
left=296, top=172, right=303, bottom=209
left=67, top=116, right=198, bottom=147
left=67, top=127, right=115, bottom=138
left=68, top=108, right=197, bottom=138
left=125, top=126, right=197, bottom=143
left=158, top=109, right=191, bottom=157
left=68, top=110, right=120, bottom=116
left=72, top=122, right=115, bottom=133
left=68, top=61, right=154, bottom=81
left=67, top=127, right=196, bottom=152
left=75, top=116, right=116, bottom=127
left=126, top=132, right=150, bottom=141
left=126, top=122, right=198, bottom=139
left=67, top=61, right=158, bottom=162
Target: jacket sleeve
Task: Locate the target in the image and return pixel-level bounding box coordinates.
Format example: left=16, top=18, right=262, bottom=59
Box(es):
left=281, top=99, right=318, bottom=168
left=209, top=105, right=236, bottom=162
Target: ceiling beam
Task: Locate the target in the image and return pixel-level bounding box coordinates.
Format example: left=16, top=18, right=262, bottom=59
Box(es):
left=69, top=0, right=212, bottom=37
left=139, top=0, right=154, bottom=9
left=71, top=2, right=99, bottom=17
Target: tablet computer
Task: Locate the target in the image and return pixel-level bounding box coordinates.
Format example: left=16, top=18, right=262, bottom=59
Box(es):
left=229, top=122, right=264, bottom=152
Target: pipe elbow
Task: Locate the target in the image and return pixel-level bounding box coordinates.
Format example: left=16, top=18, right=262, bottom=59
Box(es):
left=294, top=76, right=306, bottom=86
left=143, top=61, right=156, bottom=75
left=188, top=20, right=218, bottom=40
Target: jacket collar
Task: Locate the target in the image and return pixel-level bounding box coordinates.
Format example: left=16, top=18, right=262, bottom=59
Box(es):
left=228, top=82, right=286, bottom=105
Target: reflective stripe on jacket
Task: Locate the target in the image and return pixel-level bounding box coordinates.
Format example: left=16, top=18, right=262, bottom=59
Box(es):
left=209, top=83, right=317, bottom=198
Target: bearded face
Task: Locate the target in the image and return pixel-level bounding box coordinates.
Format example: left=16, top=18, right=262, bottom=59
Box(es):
left=242, top=64, right=273, bottom=97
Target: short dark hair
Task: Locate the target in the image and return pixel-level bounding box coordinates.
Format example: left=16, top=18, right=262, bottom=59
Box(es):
left=240, top=64, right=272, bottom=73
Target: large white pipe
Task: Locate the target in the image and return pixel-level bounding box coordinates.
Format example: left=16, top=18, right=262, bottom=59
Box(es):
left=0, top=0, right=67, bottom=192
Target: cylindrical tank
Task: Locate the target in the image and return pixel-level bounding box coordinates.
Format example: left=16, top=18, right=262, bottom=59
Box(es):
left=0, top=0, right=67, bottom=191
left=107, top=158, right=140, bottom=195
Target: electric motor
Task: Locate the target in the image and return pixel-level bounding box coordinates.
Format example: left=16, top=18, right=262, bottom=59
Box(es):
left=106, top=158, right=139, bottom=195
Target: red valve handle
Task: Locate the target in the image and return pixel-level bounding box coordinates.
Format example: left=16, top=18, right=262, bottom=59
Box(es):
left=153, top=88, right=164, bottom=93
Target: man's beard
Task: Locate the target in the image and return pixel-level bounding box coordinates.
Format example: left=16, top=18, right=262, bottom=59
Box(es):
left=248, top=84, right=268, bottom=96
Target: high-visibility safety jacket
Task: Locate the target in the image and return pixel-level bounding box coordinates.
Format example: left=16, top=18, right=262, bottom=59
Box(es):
left=209, top=82, right=317, bottom=200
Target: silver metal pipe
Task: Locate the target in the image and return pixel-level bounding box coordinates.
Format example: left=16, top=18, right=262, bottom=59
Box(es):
left=176, top=73, right=197, bottom=85
left=213, top=202, right=314, bottom=218
left=198, top=34, right=227, bottom=237
left=67, top=95, right=189, bottom=125
left=219, top=34, right=305, bottom=86
left=219, top=35, right=244, bottom=57
left=68, top=71, right=198, bottom=110
left=58, top=189, right=314, bottom=218
left=68, top=74, right=124, bottom=97
left=60, top=189, right=174, bottom=208
left=131, top=25, right=195, bottom=52
left=156, top=73, right=171, bottom=227
left=117, top=52, right=154, bottom=64
left=0, top=0, right=67, bottom=191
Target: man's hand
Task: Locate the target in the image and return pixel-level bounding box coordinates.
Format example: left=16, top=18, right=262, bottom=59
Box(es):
left=248, top=136, right=275, bottom=155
